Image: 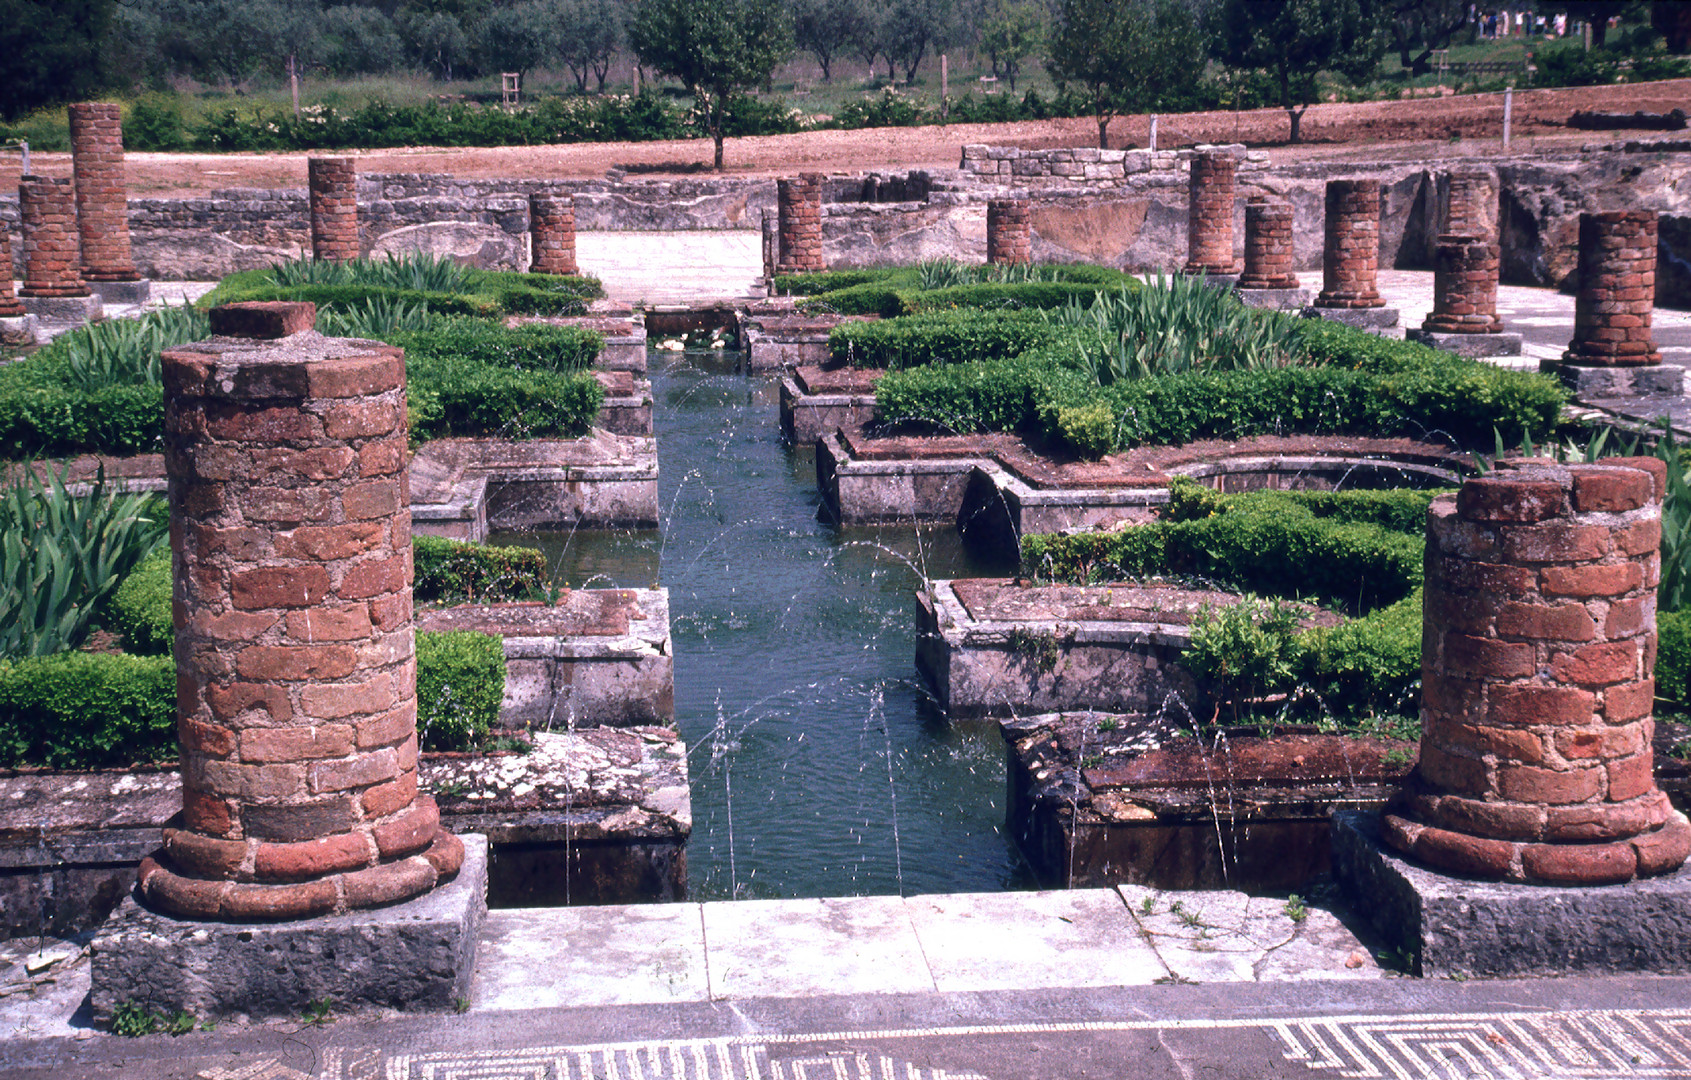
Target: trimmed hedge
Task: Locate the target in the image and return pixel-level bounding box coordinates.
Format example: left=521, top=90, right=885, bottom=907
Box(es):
left=414, top=535, right=548, bottom=603
left=791, top=266, right=1142, bottom=317
left=390, top=318, right=603, bottom=375
left=108, top=547, right=172, bottom=656
left=198, top=267, right=604, bottom=319
left=416, top=630, right=506, bottom=751
left=0, top=651, right=176, bottom=768
left=1295, top=589, right=1424, bottom=721
left=1164, top=478, right=1443, bottom=535
left=772, top=268, right=903, bottom=295
left=829, top=310, right=1059, bottom=369
left=408, top=362, right=604, bottom=441
left=1020, top=503, right=1423, bottom=614
left=1660, top=610, right=1691, bottom=708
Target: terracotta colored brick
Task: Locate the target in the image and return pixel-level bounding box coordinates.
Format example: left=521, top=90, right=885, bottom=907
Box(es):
left=1428, top=590, right=1497, bottom=635
left=1468, top=724, right=1547, bottom=765
left=1616, top=518, right=1663, bottom=557
left=322, top=400, right=402, bottom=439
left=1546, top=800, right=1653, bottom=842
left=201, top=760, right=306, bottom=800
left=343, top=480, right=401, bottom=521
left=276, top=522, right=385, bottom=562
left=1497, top=762, right=1603, bottom=804
left=183, top=788, right=235, bottom=836
left=240, top=723, right=354, bottom=763
left=187, top=523, right=272, bottom=561
left=1457, top=478, right=1568, bottom=523
left=1554, top=722, right=1647, bottom=761
left=249, top=446, right=356, bottom=481
left=338, top=553, right=410, bottom=599
left=1604, top=595, right=1652, bottom=638
left=190, top=609, right=280, bottom=641
left=1607, top=752, right=1656, bottom=801
left=209, top=301, right=316, bottom=339
left=301, top=675, right=395, bottom=720
left=206, top=681, right=292, bottom=724
left=1608, top=456, right=1667, bottom=501
left=1412, top=821, right=1517, bottom=878
left=370, top=591, right=412, bottom=631
left=180, top=716, right=236, bottom=758
left=356, top=701, right=416, bottom=750
left=423, top=830, right=465, bottom=877
left=241, top=797, right=358, bottom=842
left=1541, top=562, right=1645, bottom=599
left=201, top=403, right=324, bottom=443
left=1499, top=522, right=1609, bottom=563
left=1569, top=465, right=1653, bottom=512
left=306, top=351, right=404, bottom=398
left=285, top=605, right=374, bottom=643
left=240, top=485, right=335, bottom=524
left=1443, top=633, right=1534, bottom=679
left=1422, top=673, right=1487, bottom=719
left=1521, top=840, right=1637, bottom=885
left=358, top=437, right=407, bottom=478
left=219, top=878, right=338, bottom=921
left=373, top=796, right=439, bottom=859
left=1550, top=639, right=1640, bottom=687
left=235, top=644, right=358, bottom=681
left=253, top=831, right=371, bottom=882
left=309, top=747, right=398, bottom=793
left=1634, top=818, right=1691, bottom=876
left=162, top=828, right=246, bottom=879
left=341, top=855, right=436, bottom=909
left=1494, top=601, right=1594, bottom=642
left=1434, top=794, right=1544, bottom=841
left=363, top=770, right=418, bottom=818
left=1439, top=559, right=1535, bottom=595
left=142, top=866, right=227, bottom=919
left=1603, top=679, right=1654, bottom=723
left=1419, top=742, right=1489, bottom=793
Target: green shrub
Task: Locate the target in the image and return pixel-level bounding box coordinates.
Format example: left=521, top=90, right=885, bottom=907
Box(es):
left=198, top=280, right=501, bottom=319
left=908, top=281, right=1140, bottom=313
left=1185, top=596, right=1302, bottom=722
left=392, top=318, right=602, bottom=375
left=416, top=630, right=506, bottom=751
left=774, top=268, right=904, bottom=295
left=1660, top=610, right=1691, bottom=708
left=1295, top=589, right=1423, bottom=720
left=199, top=265, right=603, bottom=320
left=0, top=651, right=176, bottom=768
left=799, top=282, right=911, bottom=317
left=108, top=547, right=173, bottom=656
left=828, top=309, right=1058, bottom=369
left=1021, top=505, right=1422, bottom=614
left=1163, top=478, right=1442, bottom=535
left=414, top=535, right=548, bottom=602
left=407, top=362, right=604, bottom=441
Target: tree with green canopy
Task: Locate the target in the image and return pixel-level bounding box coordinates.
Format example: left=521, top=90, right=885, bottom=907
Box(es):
left=0, top=0, right=118, bottom=121
left=629, top=0, right=793, bottom=170
left=1208, top=0, right=1386, bottom=143
left=1046, top=0, right=1207, bottom=149
left=979, top=0, right=1046, bottom=91
left=794, top=0, right=872, bottom=82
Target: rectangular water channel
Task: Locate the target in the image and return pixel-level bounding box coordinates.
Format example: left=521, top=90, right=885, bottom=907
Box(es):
left=493, top=349, right=1028, bottom=899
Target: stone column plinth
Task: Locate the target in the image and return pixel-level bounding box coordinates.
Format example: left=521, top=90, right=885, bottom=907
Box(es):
left=18, top=177, right=90, bottom=299
left=68, top=103, right=142, bottom=294
left=308, top=157, right=360, bottom=263
left=529, top=192, right=578, bottom=275
left=776, top=174, right=824, bottom=275
left=987, top=199, right=1033, bottom=265
left=1237, top=198, right=1299, bottom=289
left=1315, top=179, right=1384, bottom=309
left=1384, top=461, right=1691, bottom=886
left=1565, top=211, right=1661, bottom=367
left=1409, top=233, right=1521, bottom=358
left=1182, top=151, right=1240, bottom=276
left=138, top=300, right=463, bottom=922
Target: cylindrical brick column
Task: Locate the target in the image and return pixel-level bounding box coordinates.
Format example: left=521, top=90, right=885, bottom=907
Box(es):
left=1183, top=152, right=1240, bottom=275
left=776, top=173, right=824, bottom=275
left=987, top=198, right=1033, bottom=265
left=1443, top=165, right=1497, bottom=243
left=1564, top=210, right=1661, bottom=368
left=138, top=300, right=463, bottom=922
left=0, top=225, right=24, bottom=317
left=17, top=177, right=90, bottom=298
left=1315, top=179, right=1384, bottom=309
left=308, top=157, right=360, bottom=264
left=1385, top=461, right=1691, bottom=886
left=1421, top=233, right=1504, bottom=334
left=68, top=102, right=140, bottom=283
left=529, top=192, right=578, bottom=275
left=1237, top=197, right=1299, bottom=289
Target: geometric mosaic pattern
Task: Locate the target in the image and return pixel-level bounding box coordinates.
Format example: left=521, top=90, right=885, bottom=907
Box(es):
left=242, top=1009, right=1691, bottom=1080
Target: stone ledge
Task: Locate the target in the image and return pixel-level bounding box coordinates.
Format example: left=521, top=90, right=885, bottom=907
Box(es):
left=1542, top=361, right=1685, bottom=398
left=89, top=834, right=487, bottom=1022
left=1303, top=306, right=1400, bottom=330
left=1332, top=810, right=1691, bottom=978
left=1232, top=286, right=1310, bottom=310
left=1407, top=328, right=1523, bottom=357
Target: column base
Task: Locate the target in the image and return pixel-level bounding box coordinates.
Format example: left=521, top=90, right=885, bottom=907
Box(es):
left=1333, top=811, right=1691, bottom=978
left=1542, top=360, right=1685, bottom=397
left=1302, top=305, right=1400, bottom=330
left=1182, top=270, right=1241, bottom=289
left=1406, top=328, right=1523, bottom=357
left=1232, top=286, right=1310, bottom=310
left=89, top=834, right=487, bottom=1023
left=0, top=314, right=38, bottom=347
left=20, top=294, right=102, bottom=323
left=88, top=279, right=151, bottom=306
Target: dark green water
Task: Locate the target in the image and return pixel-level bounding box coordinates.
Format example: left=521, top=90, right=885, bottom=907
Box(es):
left=493, top=350, right=1028, bottom=899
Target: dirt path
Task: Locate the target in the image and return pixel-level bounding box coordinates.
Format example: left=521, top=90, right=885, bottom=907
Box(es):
left=4, top=79, right=1686, bottom=198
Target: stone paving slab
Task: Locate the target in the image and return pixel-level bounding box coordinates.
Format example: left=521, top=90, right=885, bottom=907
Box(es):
left=472, top=904, right=707, bottom=1010
left=701, top=896, right=935, bottom=999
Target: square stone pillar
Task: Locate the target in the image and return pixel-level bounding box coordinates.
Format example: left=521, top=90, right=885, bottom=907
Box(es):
left=68, top=102, right=147, bottom=304
left=308, top=157, right=360, bottom=263
left=529, top=192, right=578, bottom=275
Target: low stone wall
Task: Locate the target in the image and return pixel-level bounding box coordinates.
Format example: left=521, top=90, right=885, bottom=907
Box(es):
left=960, top=143, right=1271, bottom=183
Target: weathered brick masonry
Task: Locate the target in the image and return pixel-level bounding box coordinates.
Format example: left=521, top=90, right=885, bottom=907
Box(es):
left=308, top=158, right=360, bottom=263
left=529, top=192, right=578, bottom=275
left=1564, top=210, right=1662, bottom=367
left=138, top=300, right=463, bottom=921
left=1237, top=198, right=1299, bottom=289
left=776, top=174, right=825, bottom=274
left=18, top=177, right=90, bottom=298
left=1384, top=461, right=1691, bottom=886
left=1443, top=165, right=1498, bottom=242
left=1183, top=151, right=1240, bottom=275
left=986, top=199, right=1032, bottom=265
left=1315, top=179, right=1385, bottom=309
left=1422, top=233, right=1504, bottom=334
left=68, top=102, right=140, bottom=283
left=0, top=225, right=23, bottom=316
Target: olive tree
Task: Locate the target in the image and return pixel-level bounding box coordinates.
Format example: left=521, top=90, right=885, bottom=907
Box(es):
left=794, top=0, right=871, bottom=81
left=1208, top=0, right=1385, bottom=143
left=629, top=0, right=792, bottom=170
left=1047, top=0, right=1206, bottom=149
left=979, top=0, right=1046, bottom=91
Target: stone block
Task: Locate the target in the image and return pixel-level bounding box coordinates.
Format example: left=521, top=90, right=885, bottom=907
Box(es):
left=0, top=314, right=38, bottom=346
left=1542, top=361, right=1685, bottom=398
left=1233, top=286, right=1311, bottom=310
left=1406, top=329, right=1524, bottom=357
left=93, top=279, right=151, bottom=306
left=20, top=294, right=101, bottom=322
left=1304, top=305, right=1400, bottom=330
left=1333, top=812, right=1691, bottom=977
left=89, top=834, right=487, bottom=1021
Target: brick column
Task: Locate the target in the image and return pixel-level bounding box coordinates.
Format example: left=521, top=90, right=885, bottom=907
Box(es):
left=0, top=225, right=24, bottom=317
left=1421, top=233, right=1503, bottom=334
left=987, top=199, right=1033, bottom=265
left=1237, top=198, right=1299, bottom=289
left=17, top=177, right=90, bottom=298
left=529, top=192, right=578, bottom=275
left=1314, top=179, right=1384, bottom=309
left=138, top=300, right=463, bottom=922
left=1182, top=151, right=1240, bottom=276
left=68, top=103, right=140, bottom=284
left=1384, top=462, right=1691, bottom=886
left=1564, top=210, right=1661, bottom=368
left=1443, top=165, right=1497, bottom=242
left=775, top=173, right=824, bottom=275
left=308, top=157, right=360, bottom=264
